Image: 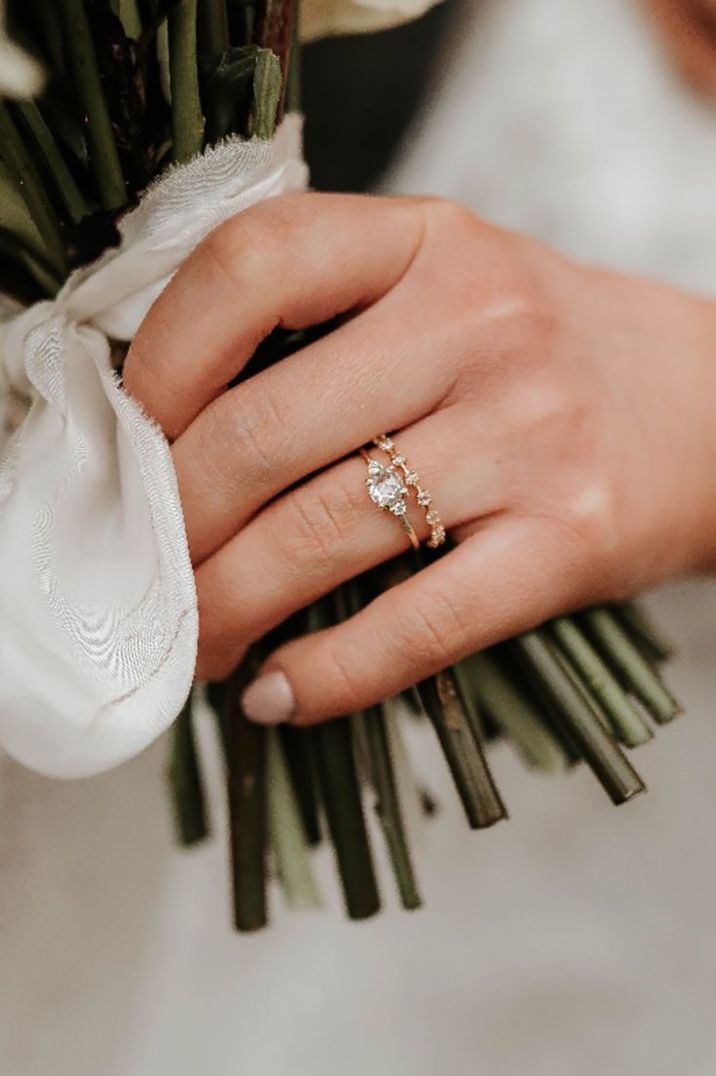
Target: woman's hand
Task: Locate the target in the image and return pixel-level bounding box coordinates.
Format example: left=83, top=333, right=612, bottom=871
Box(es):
left=643, top=0, right=716, bottom=100
left=123, top=193, right=716, bottom=726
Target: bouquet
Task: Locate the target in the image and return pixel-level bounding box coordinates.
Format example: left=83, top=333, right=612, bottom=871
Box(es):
left=0, top=0, right=682, bottom=932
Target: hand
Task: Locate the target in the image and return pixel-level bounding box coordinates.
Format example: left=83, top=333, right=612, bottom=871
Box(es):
left=124, top=193, right=716, bottom=726
left=643, top=0, right=716, bottom=100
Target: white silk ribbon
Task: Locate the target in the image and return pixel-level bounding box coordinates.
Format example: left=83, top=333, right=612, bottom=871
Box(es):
left=0, top=115, right=309, bottom=778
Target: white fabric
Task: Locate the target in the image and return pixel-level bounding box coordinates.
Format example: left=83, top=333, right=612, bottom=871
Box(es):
left=300, top=0, right=445, bottom=41
left=0, top=115, right=308, bottom=779
left=0, top=0, right=45, bottom=98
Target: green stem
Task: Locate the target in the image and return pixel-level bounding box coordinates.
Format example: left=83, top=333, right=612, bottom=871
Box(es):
left=551, top=616, right=653, bottom=747
left=514, top=630, right=646, bottom=805
left=581, top=607, right=681, bottom=724
left=418, top=669, right=507, bottom=830
left=362, top=706, right=422, bottom=911
left=200, top=0, right=230, bottom=61
left=615, top=600, right=674, bottom=665
left=284, top=5, right=301, bottom=113
left=0, top=103, right=66, bottom=277
left=59, top=0, right=127, bottom=210
left=279, top=724, right=321, bottom=846
left=312, top=717, right=380, bottom=921
left=14, top=101, right=90, bottom=225
left=266, top=729, right=322, bottom=910
left=459, top=650, right=570, bottom=772
left=252, top=47, right=281, bottom=138
left=168, top=0, right=206, bottom=161
left=168, top=689, right=210, bottom=846
left=114, top=0, right=143, bottom=38
left=220, top=657, right=269, bottom=932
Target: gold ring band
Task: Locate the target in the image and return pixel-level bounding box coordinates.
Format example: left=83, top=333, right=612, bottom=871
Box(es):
left=361, top=434, right=446, bottom=550
left=361, top=447, right=420, bottom=550
left=373, top=435, right=446, bottom=548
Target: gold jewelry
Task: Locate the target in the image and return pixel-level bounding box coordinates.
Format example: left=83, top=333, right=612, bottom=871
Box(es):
left=373, top=434, right=446, bottom=548
left=361, top=448, right=420, bottom=550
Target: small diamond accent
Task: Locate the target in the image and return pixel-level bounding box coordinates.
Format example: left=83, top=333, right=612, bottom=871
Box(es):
left=417, top=491, right=431, bottom=506
left=426, top=509, right=440, bottom=525
left=390, top=501, right=407, bottom=516
left=406, top=472, right=419, bottom=486
left=377, top=437, right=394, bottom=451
left=428, top=527, right=446, bottom=548
left=392, top=454, right=406, bottom=467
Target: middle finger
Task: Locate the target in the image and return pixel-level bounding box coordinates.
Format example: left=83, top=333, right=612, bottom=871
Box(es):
left=172, top=299, right=457, bottom=565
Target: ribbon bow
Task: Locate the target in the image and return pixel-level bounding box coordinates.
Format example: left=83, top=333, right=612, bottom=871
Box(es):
left=0, top=117, right=308, bottom=778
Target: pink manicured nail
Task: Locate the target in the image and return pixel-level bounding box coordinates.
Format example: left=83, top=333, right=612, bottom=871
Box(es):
left=241, top=670, right=295, bottom=725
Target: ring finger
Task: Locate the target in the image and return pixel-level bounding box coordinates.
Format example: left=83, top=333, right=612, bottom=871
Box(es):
left=194, top=408, right=505, bottom=680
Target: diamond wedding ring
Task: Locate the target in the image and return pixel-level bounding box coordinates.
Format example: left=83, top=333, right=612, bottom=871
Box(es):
left=361, top=434, right=446, bottom=551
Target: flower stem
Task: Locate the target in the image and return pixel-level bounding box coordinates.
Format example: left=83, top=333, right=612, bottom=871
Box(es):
left=362, top=705, right=422, bottom=910
left=459, top=650, right=570, bottom=772
left=59, top=0, right=127, bottom=210
left=279, top=724, right=321, bottom=846
left=311, top=717, right=380, bottom=921
left=199, top=0, right=230, bottom=61
left=550, top=616, right=653, bottom=747
left=168, top=689, right=210, bottom=846
left=14, top=101, right=90, bottom=225
left=614, top=600, right=674, bottom=665
left=266, top=729, right=322, bottom=910
left=418, top=669, right=507, bottom=829
left=514, top=629, right=646, bottom=805
left=220, top=655, right=269, bottom=932
left=581, top=607, right=681, bottom=723
left=168, top=0, right=206, bottom=161
left=0, top=103, right=66, bottom=277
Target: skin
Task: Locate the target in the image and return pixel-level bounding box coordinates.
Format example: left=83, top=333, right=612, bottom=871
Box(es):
left=644, top=0, right=716, bottom=99
left=123, top=193, right=716, bottom=725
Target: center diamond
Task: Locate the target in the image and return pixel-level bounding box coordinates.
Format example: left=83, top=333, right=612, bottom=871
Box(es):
left=366, top=464, right=405, bottom=510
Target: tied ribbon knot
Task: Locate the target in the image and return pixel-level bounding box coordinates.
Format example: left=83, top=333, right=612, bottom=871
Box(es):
left=0, top=117, right=308, bottom=778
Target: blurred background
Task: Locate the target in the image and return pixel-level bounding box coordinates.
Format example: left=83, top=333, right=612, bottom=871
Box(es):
left=4, top=1, right=716, bottom=1073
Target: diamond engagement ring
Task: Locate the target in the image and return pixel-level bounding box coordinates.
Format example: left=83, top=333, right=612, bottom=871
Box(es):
left=361, top=448, right=420, bottom=550
left=361, top=434, right=447, bottom=550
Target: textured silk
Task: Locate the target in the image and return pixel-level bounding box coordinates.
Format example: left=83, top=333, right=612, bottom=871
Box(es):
left=0, top=116, right=309, bottom=778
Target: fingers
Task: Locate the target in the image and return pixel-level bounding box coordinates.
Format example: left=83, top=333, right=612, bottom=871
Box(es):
left=644, top=0, right=716, bottom=99
left=123, top=193, right=427, bottom=440
left=194, top=409, right=505, bottom=679
left=171, top=298, right=460, bottom=565
left=238, top=515, right=585, bottom=727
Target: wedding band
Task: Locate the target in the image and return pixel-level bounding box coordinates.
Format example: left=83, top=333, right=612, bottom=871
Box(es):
left=362, top=434, right=447, bottom=550
left=361, top=447, right=420, bottom=550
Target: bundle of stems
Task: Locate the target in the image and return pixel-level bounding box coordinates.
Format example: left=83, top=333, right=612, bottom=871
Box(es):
left=1, top=0, right=683, bottom=931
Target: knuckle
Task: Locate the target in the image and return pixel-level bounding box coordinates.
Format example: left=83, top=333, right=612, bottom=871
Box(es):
left=491, top=291, right=560, bottom=362
left=533, top=472, right=619, bottom=591
left=514, top=372, right=576, bottom=435
left=398, top=589, right=469, bottom=667
left=278, top=477, right=357, bottom=569
left=559, top=475, right=618, bottom=554
left=201, top=220, right=246, bottom=286
left=323, top=639, right=370, bottom=713
left=426, top=196, right=476, bottom=236
left=202, top=203, right=288, bottom=287
left=199, top=385, right=284, bottom=493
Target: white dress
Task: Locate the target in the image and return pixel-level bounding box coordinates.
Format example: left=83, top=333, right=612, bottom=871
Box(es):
left=4, top=1, right=716, bottom=1073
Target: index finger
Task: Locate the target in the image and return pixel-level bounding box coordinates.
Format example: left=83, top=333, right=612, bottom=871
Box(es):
left=123, top=192, right=427, bottom=440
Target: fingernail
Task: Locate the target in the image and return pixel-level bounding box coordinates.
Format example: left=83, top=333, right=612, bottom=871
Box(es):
left=241, top=670, right=295, bottom=725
